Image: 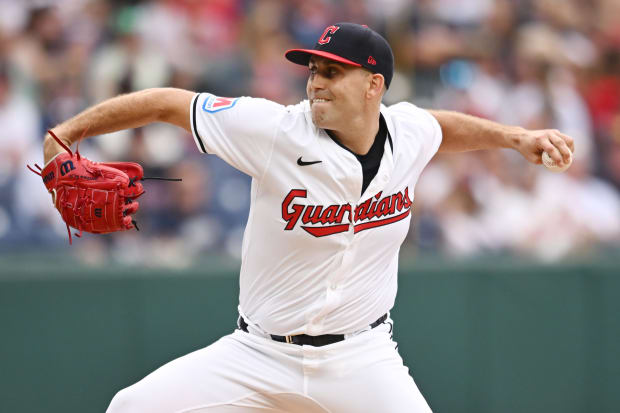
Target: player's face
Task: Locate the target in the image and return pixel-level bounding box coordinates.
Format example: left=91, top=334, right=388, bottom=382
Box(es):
left=306, top=56, right=372, bottom=129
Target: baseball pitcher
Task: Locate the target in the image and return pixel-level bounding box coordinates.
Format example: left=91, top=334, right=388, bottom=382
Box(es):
left=39, top=23, right=574, bottom=412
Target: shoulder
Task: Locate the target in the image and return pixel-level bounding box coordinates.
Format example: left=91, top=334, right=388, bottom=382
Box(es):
left=278, top=100, right=314, bottom=132
left=283, top=99, right=311, bottom=115
left=383, top=101, right=441, bottom=137
left=382, top=101, right=442, bottom=155
left=383, top=101, right=437, bottom=126
left=196, top=94, right=311, bottom=122
left=195, top=93, right=284, bottom=114
left=282, top=99, right=312, bottom=122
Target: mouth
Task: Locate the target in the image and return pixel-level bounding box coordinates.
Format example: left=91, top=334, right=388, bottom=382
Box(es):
left=311, top=98, right=331, bottom=105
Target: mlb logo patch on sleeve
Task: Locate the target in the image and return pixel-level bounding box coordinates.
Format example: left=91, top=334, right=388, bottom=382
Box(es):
left=202, top=94, right=239, bottom=113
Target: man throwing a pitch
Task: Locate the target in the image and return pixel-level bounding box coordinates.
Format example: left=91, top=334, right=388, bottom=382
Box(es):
left=43, top=23, right=573, bottom=412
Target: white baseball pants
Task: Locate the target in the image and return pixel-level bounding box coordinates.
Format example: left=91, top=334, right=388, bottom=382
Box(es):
left=106, top=320, right=432, bottom=412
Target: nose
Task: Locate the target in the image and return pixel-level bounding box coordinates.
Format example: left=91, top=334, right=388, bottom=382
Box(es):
left=308, top=72, right=326, bottom=92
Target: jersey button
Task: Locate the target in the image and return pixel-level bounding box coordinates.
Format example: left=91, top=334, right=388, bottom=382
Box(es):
left=330, top=283, right=338, bottom=290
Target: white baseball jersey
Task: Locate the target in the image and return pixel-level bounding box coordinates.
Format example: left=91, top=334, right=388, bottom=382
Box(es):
left=190, top=93, right=442, bottom=336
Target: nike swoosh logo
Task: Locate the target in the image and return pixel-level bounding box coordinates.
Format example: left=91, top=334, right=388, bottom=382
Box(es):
left=297, top=157, right=322, bottom=166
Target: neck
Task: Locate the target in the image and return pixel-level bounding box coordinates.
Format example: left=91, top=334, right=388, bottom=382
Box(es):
left=329, top=109, right=381, bottom=155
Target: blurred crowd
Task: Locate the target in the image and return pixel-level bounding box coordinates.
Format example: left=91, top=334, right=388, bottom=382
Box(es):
left=1, top=0, right=619, bottom=266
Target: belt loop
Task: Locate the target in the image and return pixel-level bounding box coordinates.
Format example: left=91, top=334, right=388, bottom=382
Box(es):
left=238, top=315, right=249, bottom=333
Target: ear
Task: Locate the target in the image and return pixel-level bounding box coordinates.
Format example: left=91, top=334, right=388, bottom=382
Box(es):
left=366, top=73, right=385, bottom=99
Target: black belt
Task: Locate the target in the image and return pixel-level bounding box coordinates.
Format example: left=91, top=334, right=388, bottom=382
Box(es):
left=238, top=313, right=388, bottom=347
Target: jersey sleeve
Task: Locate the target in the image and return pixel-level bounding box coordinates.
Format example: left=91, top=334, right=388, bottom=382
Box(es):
left=390, top=102, right=443, bottom=170
left=190, top=93, right=286, bottom=178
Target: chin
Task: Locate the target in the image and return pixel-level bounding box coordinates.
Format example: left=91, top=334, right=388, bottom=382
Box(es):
left=311, top=108, right=332, bottom=129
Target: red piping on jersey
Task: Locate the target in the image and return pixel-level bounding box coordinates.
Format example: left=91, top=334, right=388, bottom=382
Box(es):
left=302, top=224, right=350, bottom=237
left=353, top=209, right=410, bottom=234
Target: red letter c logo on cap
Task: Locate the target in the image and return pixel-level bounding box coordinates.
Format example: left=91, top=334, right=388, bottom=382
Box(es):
left=318, top=25, right=339, bottom=45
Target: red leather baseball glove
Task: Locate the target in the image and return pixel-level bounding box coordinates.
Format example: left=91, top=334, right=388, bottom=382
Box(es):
left=29, top=130, right=145, bottom=244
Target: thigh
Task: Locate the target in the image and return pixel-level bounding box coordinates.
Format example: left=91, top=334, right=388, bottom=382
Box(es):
left=106, top=330, right=327, bottom=413
left=310, top=329, right=432, bottom=413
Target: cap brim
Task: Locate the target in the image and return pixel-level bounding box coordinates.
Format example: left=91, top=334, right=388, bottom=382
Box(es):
left=285, top=49, right=361, bottom=67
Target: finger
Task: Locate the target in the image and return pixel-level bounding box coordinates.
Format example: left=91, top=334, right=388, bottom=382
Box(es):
left=523, top=150, right=542, bottom=165
left=549, top=133, right=572, bottom=164
left=558, top=131, right=575, bottom=153
left=540, top=138, right=563, bottom=164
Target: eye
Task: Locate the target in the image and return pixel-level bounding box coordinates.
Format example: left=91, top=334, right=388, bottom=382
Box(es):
left=327, top=67, right=340, bottom=77
left=308, top=66, right=317, bottom=75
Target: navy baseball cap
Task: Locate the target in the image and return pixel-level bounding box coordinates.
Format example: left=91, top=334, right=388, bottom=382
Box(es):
left=285, top=23, right=394, bottom=88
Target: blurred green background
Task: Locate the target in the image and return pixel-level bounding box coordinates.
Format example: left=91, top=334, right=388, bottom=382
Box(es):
left=2, top=255, right=619, bottom=413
